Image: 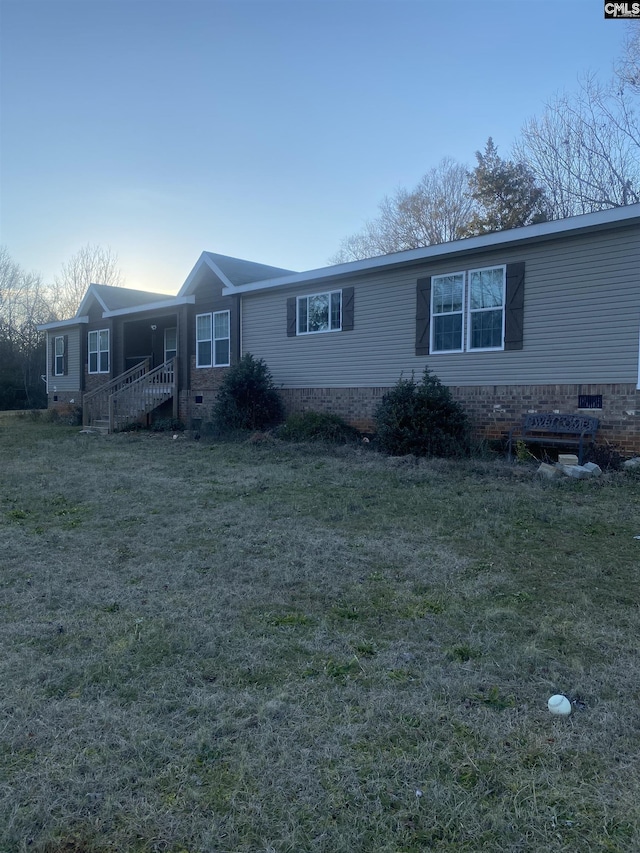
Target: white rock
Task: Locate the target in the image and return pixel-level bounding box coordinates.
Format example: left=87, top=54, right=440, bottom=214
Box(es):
left=582, top=462, right=602, bottom=476
left=561, top=464, right=591, bottom=479
left=537, top=462, right=562, bottom=479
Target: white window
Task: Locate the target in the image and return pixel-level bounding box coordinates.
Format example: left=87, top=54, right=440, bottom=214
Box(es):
left=196, top=314, right=212, bottom=367
left=431, top=273, right=464, bottom=353
left=297, top=291, right=341, bottom=335
left=88, top=329, right=109, bottom=373
left=468, top=266, right=505, bottom=351
left=54, top=336, right=65, bottom=376
left=164, top=327, right=177, bottom=362
left=196, top=311, right=230, bottom=367
left=430, top=266, right=506, bottom=354
left=213, top=311, right=230, bottom=366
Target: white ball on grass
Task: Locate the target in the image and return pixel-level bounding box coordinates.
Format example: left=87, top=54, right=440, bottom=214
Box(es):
left=548, top=694, right=572, bottom=715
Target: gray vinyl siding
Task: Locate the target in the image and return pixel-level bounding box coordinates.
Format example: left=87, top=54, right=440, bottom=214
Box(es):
left=241, top=224, right=640, bottom=388
left=48, top=327, right=82, bottom=392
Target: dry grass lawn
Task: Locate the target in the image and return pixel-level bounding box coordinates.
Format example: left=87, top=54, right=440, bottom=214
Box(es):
left=1, top=418, right=640, bottom=852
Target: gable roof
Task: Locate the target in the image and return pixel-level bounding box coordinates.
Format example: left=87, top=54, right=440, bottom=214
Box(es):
left=178, top=251, right=297, bottom=295
left=203, top=252, right=297, bottom=286
left=77, top=283, right=171, bottom=316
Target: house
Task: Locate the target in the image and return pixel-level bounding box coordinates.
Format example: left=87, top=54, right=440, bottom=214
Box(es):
left=39, top=204, right=640, bottom=451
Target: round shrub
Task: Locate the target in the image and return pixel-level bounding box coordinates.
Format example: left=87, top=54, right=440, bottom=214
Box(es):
left=374, top=368, right=469, bottom=457
left=277, top=411, right=359, bottom=443
left=212, top=353, right=283, bottom=432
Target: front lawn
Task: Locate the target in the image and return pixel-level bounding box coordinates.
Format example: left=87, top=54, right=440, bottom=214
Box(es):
left=1, top=420, right=639, bottom=852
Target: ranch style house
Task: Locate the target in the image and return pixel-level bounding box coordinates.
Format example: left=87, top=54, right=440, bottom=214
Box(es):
left=39, top=204, right=640, bottom=452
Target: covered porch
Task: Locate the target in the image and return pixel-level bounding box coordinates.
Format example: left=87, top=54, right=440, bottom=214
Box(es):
left=82, top=295, right=193, bottom=433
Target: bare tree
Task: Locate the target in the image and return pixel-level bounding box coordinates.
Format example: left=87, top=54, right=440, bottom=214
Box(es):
left=0, top=247, right=52, bottom=407
left=0, top=247, right=22, bottom=343
left=617, top=22, right=640, bottom=93
left=517, top=26, right=640, bottom=218
left=330, top=158, right=476, bottom=262
left=51, top=243, right=123, bottom=320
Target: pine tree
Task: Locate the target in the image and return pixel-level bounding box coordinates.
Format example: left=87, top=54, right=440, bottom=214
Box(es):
left=465, top=138, right=548, bottom=235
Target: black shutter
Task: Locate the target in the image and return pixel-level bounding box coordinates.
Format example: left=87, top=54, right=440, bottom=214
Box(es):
left=341, top=287, right=354, bottom=331
left=504, top=262, right=525, bottom=351
left=286, top=297, right=296, bottom=337
left=415, top=277, right=432, bottom=355
left=51, top=336, right=56, bottom=376
left=63, top=335, right=68, bottom=375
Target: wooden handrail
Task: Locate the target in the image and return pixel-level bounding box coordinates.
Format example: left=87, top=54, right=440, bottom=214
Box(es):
left=83, top=358, right=178, bottom=432
left=83, top=359, right=150, bottom=403
left=83, top=359, right=150, bottom=427
left=108, top=358, right=177, bottom=432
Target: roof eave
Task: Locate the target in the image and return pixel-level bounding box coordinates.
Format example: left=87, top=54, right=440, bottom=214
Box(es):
left=37, top=316, right=90, bottom=331
left=224, top=204, right=640, bottom=296
left=102, top=295, right=196, bottom=318
left=177, top=252, right=235, bottom=297
left=76, top=283, right=110, bottom=316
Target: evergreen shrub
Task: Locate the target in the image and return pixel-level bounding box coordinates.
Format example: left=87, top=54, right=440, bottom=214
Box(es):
left=374, top=368, right=469, bottom=457
left=212, top=353, right=283, bottom=431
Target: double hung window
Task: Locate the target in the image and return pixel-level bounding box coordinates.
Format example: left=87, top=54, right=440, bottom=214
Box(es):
left=468, top=267, right=505, bottom=350
left=88, top=329, right=109, bottom=373
left=431, top=273, right=464, bottom=352
left=431, top=266, right=506, bottom=353
left=196, top=311, right=230, bottom=367
left=54, top=336, right=65, bottom=376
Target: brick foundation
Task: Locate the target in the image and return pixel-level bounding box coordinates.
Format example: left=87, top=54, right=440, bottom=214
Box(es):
left=84, top=370, right=110, bottom=394
left=279, top=387, right=386, bottom=434
left=47, top=391, right=80, bottom=409
left=182, top=359, right=230, bottom=428
left=280, top=383, right=640, bottom=454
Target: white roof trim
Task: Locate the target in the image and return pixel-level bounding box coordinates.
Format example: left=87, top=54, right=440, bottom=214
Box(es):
left=223, top=204, right=640, bottom=296
left=202, top=253, right=235, bottom=288
left=178, top=252, right=235, bottom=297
left=76, top=283, right=111, bottom=316
left=103, top=295, right=195, bottom=318
left=38, top=316, right=89, bottom=331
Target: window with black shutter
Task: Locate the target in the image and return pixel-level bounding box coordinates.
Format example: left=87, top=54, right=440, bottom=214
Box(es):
left=287, top=287, right=354, bottom=336
left=415, top=263, right=524, bottom=355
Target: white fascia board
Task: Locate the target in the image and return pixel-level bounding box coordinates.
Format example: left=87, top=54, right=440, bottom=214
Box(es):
left=202, top=253, right=235, bottom=288
left=177, top=252, right=234, bottom=297
left=76, top=283, right=110, bottom=316
left=103, top=295, right=196, bottom=318
left=224, top=204, right=640, bottom=296
left=37, top=316, right=89, bottom=331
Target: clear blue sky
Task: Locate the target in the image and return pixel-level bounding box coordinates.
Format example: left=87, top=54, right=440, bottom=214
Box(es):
left=0, top=0, right=628, bottom=294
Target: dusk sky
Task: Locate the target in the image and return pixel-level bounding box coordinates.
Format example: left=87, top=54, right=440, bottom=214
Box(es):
left=0, top=0, right=629, bottom=295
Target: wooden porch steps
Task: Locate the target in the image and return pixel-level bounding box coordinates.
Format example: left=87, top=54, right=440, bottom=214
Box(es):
left=83, top=358, right=178, bottom=434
